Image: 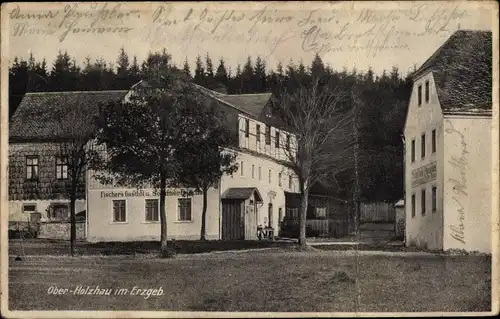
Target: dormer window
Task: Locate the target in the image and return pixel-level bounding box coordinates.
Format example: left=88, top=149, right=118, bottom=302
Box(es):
left=265, top=105, right=272, bottom=118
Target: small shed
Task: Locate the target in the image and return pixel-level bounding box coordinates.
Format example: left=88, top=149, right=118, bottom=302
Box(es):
left=394, top=199, right=405, bottom=239
left=221, top=187, right=263, bottom=240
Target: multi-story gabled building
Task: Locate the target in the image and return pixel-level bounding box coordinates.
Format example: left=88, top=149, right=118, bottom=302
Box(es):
left=9, top=81, right=350, bottom=241
left=8, top=90, right=128, bottom=223
left=404, top=30, right=492, bottom=253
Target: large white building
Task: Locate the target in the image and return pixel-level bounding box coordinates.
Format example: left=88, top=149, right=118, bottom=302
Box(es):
left=404, top=30, right=492, bottom=253
left=85, top=84, right=302, bottom=242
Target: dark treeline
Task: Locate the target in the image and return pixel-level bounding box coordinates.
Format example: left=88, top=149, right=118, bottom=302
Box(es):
left=8, top=48, right=413, bottom=202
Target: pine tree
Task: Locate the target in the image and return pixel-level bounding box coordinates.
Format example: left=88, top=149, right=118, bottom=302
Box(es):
left=194, top=55, right=205, bottom=86
left=182, top=57, right=192, bottom=79
left=310, top=53, right=325, bottom=79
left=214, top=58, right=229, bottom=92
left=241, top=56, right=254, bottom=93
left=205, top=53, right=215, bottom=89
left=50, top=50, right=74, bottom=91
left=129, top=55, right=140, bottom=85
left=253, top=56, right=267, bottom=93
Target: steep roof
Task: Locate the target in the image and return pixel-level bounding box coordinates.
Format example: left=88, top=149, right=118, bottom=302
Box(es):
left=191, top=83, right=285, bottom=125
left=221, top=187, right=263, bottom=202
left=9, top=90, right=128, bottom=142
left=413, top=30, right=492, bottom=114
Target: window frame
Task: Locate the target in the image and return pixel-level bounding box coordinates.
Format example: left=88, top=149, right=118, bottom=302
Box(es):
left=240, top=161, right=244, bottom=176
left=411, top=139, right=416, bottom=163
left=425, top=80, right=430, bottom=103
left=286, top=134, right=291, bottom=150
left=417, top=84, right=422, bottom=106
left=265, top=125, right=271, bottom=145
left=177, top=198, right=192, bottom=222
left=244, top=118, right=250, bottom=138
left=112, top=199, right=127, bottom=223
left=411, top=194, right=416, bottom=218
left=145, top=199, right=159, bottom=222
left=276, top=131, right=280, bottom=148
left=23, top=204, right=37, bottom=214
left=252, top=164, right=255, bottom=179
left=288, top=175, right=293, bottom=190
left=421, top=133, right=426, bottom=159
left=431, top=129, right=436, bottom=154
left=26, top=156, right=39, bottom=181
left=421, top=188, right=426, bottom=216
left=268, top=169, right=272, bottom=184
left=55, top=156, right=69, bottom=180
left=256, top=124, right=261, bottom=142
left=278, top=172, right=282, bottom=186
left=258, top=166, right=262, bottom=181
left=432, top=186, right=437, bottom=212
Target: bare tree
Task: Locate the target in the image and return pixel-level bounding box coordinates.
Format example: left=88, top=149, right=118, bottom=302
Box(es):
left=48, top=101, right=101, bottom=256
left=272, top=77, right=355, bottom=249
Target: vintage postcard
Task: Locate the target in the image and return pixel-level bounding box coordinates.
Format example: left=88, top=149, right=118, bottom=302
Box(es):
left=1, top=1, right=498, bottom=318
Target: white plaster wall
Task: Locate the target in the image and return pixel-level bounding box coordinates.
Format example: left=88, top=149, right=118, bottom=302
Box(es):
left=9, top=200, right=86, bottom=222
left=86, top=176, right=221, bottom=242
left=220, top=149, right=300, bottom=232
left=404, top=72, right=444, bottom=250
left=442, top=116, right=492, bottom=253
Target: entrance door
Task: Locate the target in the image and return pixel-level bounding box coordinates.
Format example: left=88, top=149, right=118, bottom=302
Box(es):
left=268, top=203, right=273, bottom=228
left=222, top=200, right=244, bottom=240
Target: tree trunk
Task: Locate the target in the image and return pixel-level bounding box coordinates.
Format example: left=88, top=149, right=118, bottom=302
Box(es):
left=70, top=195, right=76, bottom=257
left=299, top=186, right=309, bottom=249
left=200, top=186, right=208, bottom=241
left=159, top=174, right=168, bottom=252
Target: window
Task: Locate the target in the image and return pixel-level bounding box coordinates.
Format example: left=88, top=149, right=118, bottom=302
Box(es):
left=48, top=203, right=69, bottom=220
left=421, top=133, right=426, bottom=158
left=240, top=161, right=244, bottom=176
left=276, top=131, right=280, bottom=148
left=26, top=156, right=39, bottom=180
left=178, top=198, right=192, bottom=221
left=252, top=165, right=255, bottom=179
left=315, top=207, right=327, bottom=218
left=286, top=134, right=291, bottom=150
left=432, top=129, right=436, bottom=153
left=265, top=125, right=271, bottom=145
left=23, top=204, right=36, bottom=214
left=258, top=166, right=262, bottom=180
left=256, top=124, right=261, bottom=142
left=421, top=189, right=426, bottom=216
left=432, top=186, right=437, bottom=212
left=417, top=84, right=422, bottom=106
left=411, top=194, right=416, bottom=218
left=113, top=200, right=126, bottom=222
left=278, top=172, right=282, bottom=186
left=244, top=118, right=249, bottom=137
left=288, top=175, right=293, bottom=190
left=411, top=139, right=415, bottom=163
left=268, top=169, right=272, bottom=183
left=425, top=81, right=430, bottom=103
left=145, top=199, right=159, bottom=222
left=55, top=156, right=68, bottom=179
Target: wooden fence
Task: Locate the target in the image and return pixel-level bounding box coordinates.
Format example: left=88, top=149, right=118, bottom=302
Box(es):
left=360, top=202, right=396, bottom=223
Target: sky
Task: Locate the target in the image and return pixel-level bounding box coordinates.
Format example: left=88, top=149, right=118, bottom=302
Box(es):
left=3, top=1, right=496, bottom=76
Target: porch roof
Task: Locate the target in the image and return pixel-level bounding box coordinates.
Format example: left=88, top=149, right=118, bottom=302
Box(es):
left=221, top=187, right=263, bottom=202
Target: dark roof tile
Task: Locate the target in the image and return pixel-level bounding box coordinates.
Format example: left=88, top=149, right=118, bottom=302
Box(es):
left=9, top=90, right=127, bottom=142
left=413, top=30, right=492, bottom=113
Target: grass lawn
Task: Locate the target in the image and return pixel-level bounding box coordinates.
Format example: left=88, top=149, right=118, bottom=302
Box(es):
left=8, top=250, right=491, bottom=312
left=9, top=239, right=295, bottom=256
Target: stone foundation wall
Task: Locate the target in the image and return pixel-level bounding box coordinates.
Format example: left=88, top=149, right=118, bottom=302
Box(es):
left=38, top=221, right=86, bottom=240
